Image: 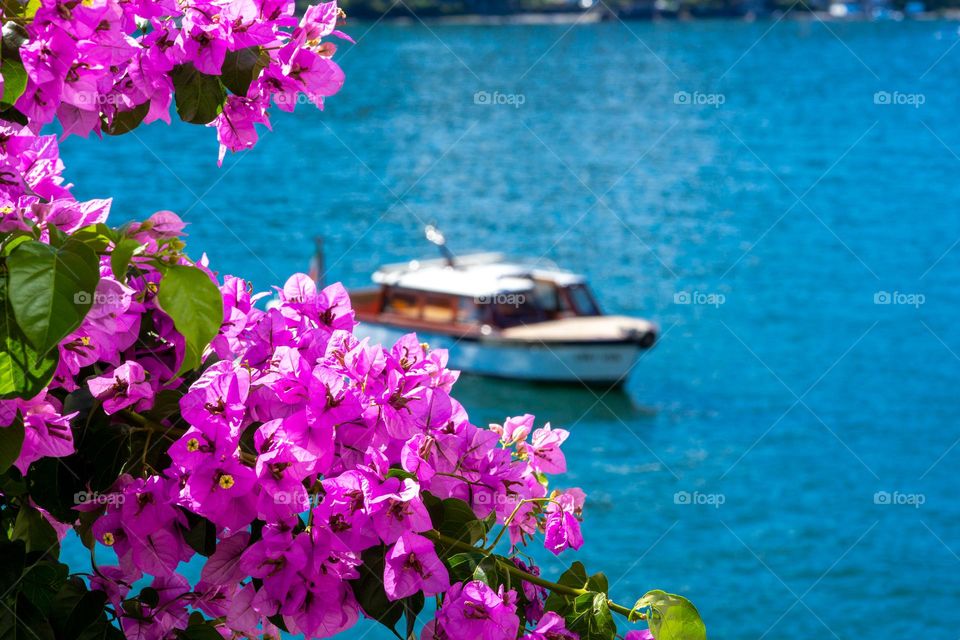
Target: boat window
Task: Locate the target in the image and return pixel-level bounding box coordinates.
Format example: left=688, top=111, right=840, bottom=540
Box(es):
left=422, top=294, right=455, bottom=323
left=491, top=294, right=547, bottom=328
left=566, top=284, right=601, bottom=316
left=533, top=281, right=559, bottom=313
left=383, top=289, right=420, bottom=318
left=457, top=297, right=483, bottom=324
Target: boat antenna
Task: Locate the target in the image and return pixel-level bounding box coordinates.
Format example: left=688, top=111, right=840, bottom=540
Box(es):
left=425, top=224, right=456, bottom=267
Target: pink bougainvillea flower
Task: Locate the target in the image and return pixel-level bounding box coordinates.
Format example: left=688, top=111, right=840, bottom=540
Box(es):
left=625, top=631, right=655, bottom=640
left=367, top=476, right=433, bottom=544
left=383, top=532, right=449, bottom=600
left=87, top=361, right=153, bottom=414
left=0, top=395, right=77, bottom=473
left=432, top=581, right=520, bottom=640
left=543, top=488, right=585, bottom=555
left=493, top=413, right=534, bottom=447
left=528, top=423, right=569, bottom=474
left=521, top=612, right=578, bottom=640
left=180, top=360, right=251, bottom=438
left=213, top=95, right=272, bottom=166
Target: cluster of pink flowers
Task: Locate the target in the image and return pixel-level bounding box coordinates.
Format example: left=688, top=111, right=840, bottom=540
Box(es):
left=0, top=129, right=587, bottom=639
left=8, top=0, right=346, bottom=162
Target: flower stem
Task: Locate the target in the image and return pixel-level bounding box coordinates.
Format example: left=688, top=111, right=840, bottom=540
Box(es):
left=423, top=530, right=642, bottom=620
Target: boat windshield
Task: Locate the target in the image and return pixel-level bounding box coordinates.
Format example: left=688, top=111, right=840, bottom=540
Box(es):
left=490, top=294, right=547, bottom=328
left=565, top=284, right=601, bottom=316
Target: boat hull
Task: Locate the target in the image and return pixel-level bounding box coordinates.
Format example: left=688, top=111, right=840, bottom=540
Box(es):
left=354, top=321, right=644, bottom=386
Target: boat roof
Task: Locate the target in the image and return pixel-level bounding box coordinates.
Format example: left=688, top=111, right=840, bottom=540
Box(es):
left=372, top=252, right=587, bottom=298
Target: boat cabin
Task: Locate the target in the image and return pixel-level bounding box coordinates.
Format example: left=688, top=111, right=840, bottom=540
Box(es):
left=350, top=253, right=604, bottom=334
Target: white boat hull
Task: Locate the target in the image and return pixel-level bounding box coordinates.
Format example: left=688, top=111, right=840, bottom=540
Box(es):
left=354, top=322, right=644, bottom=385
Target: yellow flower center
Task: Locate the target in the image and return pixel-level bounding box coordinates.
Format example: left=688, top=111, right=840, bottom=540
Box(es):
left=102, top=532, right=115, bottom=546
left=186, top=438, right=200, bottom=452
left=218, top=474, right=235, bottom=490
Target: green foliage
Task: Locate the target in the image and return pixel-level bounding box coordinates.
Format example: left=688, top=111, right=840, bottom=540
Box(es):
left=0, top=58, right=27, bottom=107
left=0, top=545, right=121, bottom=640
left=155, top=263, right=224, bottom=376
left=25, top=456, right=86, bottom=523
left=0, top=276, right=60, bottom=399
left=110, top=237, right=141, bottom=281
left=221, top=47, right=269, bottom=97
left=0, top=413, right=23, bottom=472
left=635, top=590, right=707, bottom=640
left=103, top=101, right=150, bottom=136
left=183, top=513, right=218, bottom=557
left=11, top=503, right=59, bottom=553
left=424, top=495, right=490, bottom=553
left=541, top=562, right=616, bottom=640
left=6, top=238, right=100, bottom=356
left=172, top=64, right=227, bottom=125
left=566, top=592, right=617, bottom=640
left=350, top=545, right=425, bottom=639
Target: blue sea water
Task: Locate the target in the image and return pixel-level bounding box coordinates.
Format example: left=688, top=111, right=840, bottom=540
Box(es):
left=59, top=17, right=960, bottom=639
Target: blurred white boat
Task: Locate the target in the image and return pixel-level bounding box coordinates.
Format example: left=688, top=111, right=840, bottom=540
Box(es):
left=340, top=228, right=657, bottom=386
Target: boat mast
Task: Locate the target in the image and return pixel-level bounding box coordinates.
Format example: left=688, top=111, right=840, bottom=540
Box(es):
left=309, top=236, right=325, bottom=286
left=425, top=225, right=456, bottom=268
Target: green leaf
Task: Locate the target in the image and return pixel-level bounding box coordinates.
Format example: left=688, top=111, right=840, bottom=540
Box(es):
left=220, top=47, right=268, bottom=97
left=103, top=101, right=149, bottom=136
left=50, top=578, right=109, bottom=640
left=565, top=592, right=617, bottom=640
left=110, top=237, right=141, bottom=281
left=183, top=513, right=217, bottom=557
left=6, top=238, right=100, bottom=356
left=11, top=505, right=58, bottom=554
left=425, top=495, right=487, bottom=551
left=142, top=388, right=183, bottom=422
left=587, top=572, right=609, bottom=594
left=472, top=554, right=502, bottom=588
left=25, top=456, right=86, bottom=524
left=69, top=224, right=116, bottom=254
left=0, top=233, right=33, bottom=257
left=138, top=587, right=159, bottom=608
left=73, top=417, right=129, bottom=493
left=636, top=590, right=707, bottom=640
left=544, top=561, right=589, bottom=614
left=445, top=551, right=487, bottom=583
left=155, top=264, right=223, bottom=376
left=1, top=58, right=27, bottom=107
left=19, top=562, right=69, bottom=615
left=0, top=277, right=59, bottom=400
left=349, top=546, right=405, bottom=638
left=0, top=413, right=23, bottom=473
left=177, top=621, right=223, bottom=640
left=2, top=594, right=56, bottom=640
left=384, top=467, right=416, bottom=482
left=172, top=64, right=226, bottom=125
